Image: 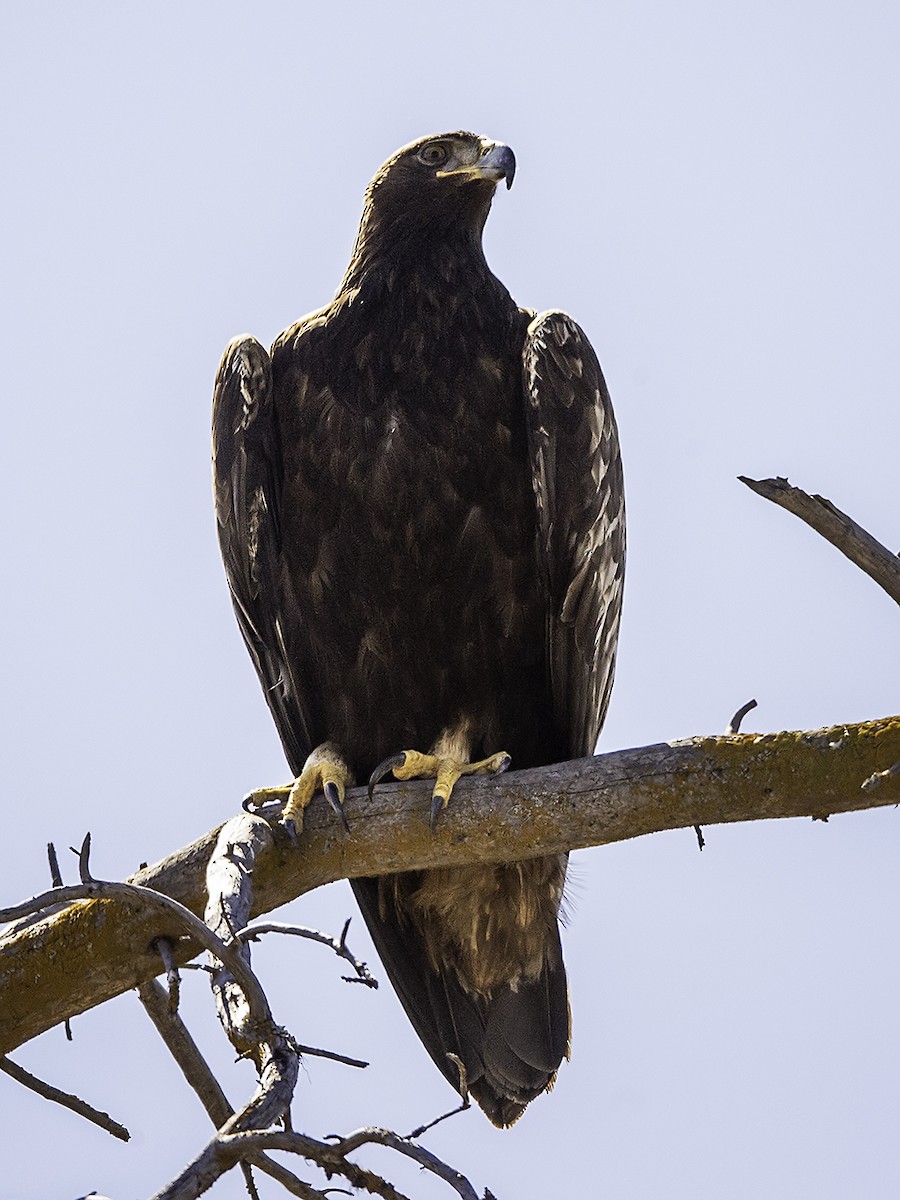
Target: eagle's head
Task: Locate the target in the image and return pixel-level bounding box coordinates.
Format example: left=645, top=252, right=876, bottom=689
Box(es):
left=373, top=131, right=516, bottom=196
left=346, top=132, right=516, bottom=280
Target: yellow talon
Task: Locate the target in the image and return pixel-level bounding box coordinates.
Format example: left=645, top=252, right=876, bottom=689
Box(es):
left=369, top=747, right=511, bottom=828
left=245, top=742, right=352, bottom=836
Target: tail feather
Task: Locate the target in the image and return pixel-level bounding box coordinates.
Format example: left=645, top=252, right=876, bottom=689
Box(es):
left=351, top=876, right=569, bottom=1127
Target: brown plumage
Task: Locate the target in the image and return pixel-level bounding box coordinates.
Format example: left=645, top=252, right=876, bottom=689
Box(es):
left=212, top=132, right=625, bottom=1126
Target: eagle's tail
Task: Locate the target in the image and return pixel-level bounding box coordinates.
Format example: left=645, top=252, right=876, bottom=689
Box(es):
left=464, top=952, right=570, bottom=1127
left=351, top=876, right=569, bottom=1127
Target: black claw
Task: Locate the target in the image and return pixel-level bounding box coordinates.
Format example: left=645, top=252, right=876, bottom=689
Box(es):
left=243, top=792, right=284, bottom=818
left=368, top=752, right=408, bottom=801
left=497, top=754, right=512, bottom=774
left=324, top=781, right=350, bottom=832
left=284, top=818, right=299, bottom=845
left=430, top=792, right=446, bottom=831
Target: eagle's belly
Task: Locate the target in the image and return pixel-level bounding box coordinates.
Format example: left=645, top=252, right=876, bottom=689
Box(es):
left=280, top=375, right=560, bottom=778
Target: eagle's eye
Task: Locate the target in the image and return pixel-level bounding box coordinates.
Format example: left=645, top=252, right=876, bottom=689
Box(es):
left=417, top=142, right=450, bottom=168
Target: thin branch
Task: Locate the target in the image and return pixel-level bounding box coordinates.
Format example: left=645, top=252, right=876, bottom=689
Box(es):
left=153, top=937, right=181, bottom=1013
left=727, top=698, right=757, bottom=735
left=0, top=1055, right=129, bottom=1141
left=201, top=815, right=300, bottom=1182
left=138, top=980, right=311, bottom=1197
left=241, top=1161, right=261, bottom=1200
left=173, top=1126, right=430, bottom=1200
left=237, top=919, right=377, bottom=988
left=155, top=1124, right=334, bottom=1200
left=294, top=1044, right=368, bottom=1069
left=47, top=842, right=63, bottom=888
left=407, top=1054, right=470, bottom=1138
left=71, top=832, right=94, bottom=882
left=407, top=1102, right=470, bottom=1140
left=134, top=815, right=304, bottom=1199
left=46, top=842, right=73, bottom=1041
left=739, top=475, right=900, bottom=605
left=331, top=1127, right=481, bottom=1200
left=152, top=1042, right=304, bottom=1200
left=3, top=716, right=899, bottom=1054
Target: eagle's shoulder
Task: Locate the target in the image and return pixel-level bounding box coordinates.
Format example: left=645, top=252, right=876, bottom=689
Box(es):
left=271, top=301, right=335, bottom=362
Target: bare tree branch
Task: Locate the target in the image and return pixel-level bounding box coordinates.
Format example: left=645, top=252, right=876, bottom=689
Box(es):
left=0, top=875, right=276, bottom=1042
left=47, top=842, right=63, bottom=889
left=150, top=1040, right=305, bottom=1199
left=331, top=1127, right=482, bottom=1200
left=0, top=1054, right=129, bottom=1141
left=148, top=812, right=455, bottom=1198
left=739, top=475, right=900, bottom=604
left=126, top=818, right=303, bottom=1197
left=727, top=698, right=757, bottom=735
left=2, top=717, right=898, bottom=1055
left=153, top=937, right=181, bottom=1013
left=138, top=977, right=233, bottom=1124
left=138, top=979, right=311, bottom=1197
left=292, top=1042, right=369, bottom=1069
left=164, top=1122, right=495, bottom=1200
left=237, top=918, right=377, bottom=988
left=206, top=1125, right=489, bottom=1200
left=143, top=811, right=405, bottom=1198
left=203, top=815, right=278, bottom=1064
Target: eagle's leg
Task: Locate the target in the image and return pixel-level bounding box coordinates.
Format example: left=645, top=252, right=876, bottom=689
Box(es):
left=368, top=727, right=510, bottom=829
left=245, top=742, right=353, bottom=838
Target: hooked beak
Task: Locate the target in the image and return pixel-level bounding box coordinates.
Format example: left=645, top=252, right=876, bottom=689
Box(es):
left=476, top=142, right=516, bottom=189
left=438, top=142, right=517, bottom=190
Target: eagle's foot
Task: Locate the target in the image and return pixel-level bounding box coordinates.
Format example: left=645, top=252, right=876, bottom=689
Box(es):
left=368, top=748, right=511, bottom=829
left=244, top=742, right=352, bottom=839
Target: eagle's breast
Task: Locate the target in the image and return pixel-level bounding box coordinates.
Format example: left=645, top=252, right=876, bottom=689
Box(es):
left=269, top=279, right=559, bottom=775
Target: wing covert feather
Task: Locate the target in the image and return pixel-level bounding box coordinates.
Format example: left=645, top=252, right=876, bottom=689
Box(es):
left=212, top=335, right=312, bottom=769
left=523, top=311, right=625, bottom=757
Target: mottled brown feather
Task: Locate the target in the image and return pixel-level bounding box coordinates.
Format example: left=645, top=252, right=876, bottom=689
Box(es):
left=212, top=132, right=624, bottom=1126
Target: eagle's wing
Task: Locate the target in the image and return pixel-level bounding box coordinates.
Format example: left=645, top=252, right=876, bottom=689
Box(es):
left=212, top=336, right=312, bottom=770
left=523, top=311, right=625, bottom=756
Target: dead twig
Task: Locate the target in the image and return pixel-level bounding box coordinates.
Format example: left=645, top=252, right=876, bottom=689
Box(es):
left=0, top=1055, right=129, bottom=1142
left=330, top=1127, right=482, bottom=1200
left=46, top=843, right=73, bottom=1040
left=47, top=842, right=63, bottom=889
left=153, top=937, right=181, bottom=1013
left=294, top=1043, right=368, bottom=1069
left=727, top=698, right=758, bottom=735
left=138, top=980, right=309, bottom=1197
left=739, top=476, right=900, bottom=605
left=71, top=832, right=95, bottom=883
left=407, top=1054, right=470, bottom=1137
left=154, top=1126, right=333, bottom=1200
left=139, top=814, right=310, bottom=1200
left=171, top=1122, right=491, bottom=1200
left=237, top=918, right=377, bottom=988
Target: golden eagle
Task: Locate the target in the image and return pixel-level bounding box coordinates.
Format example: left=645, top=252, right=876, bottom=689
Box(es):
left=212, top=132, right=625, bottom=1127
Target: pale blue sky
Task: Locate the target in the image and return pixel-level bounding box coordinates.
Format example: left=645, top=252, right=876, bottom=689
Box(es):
left=1, top=2, right=898, bottom=1197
